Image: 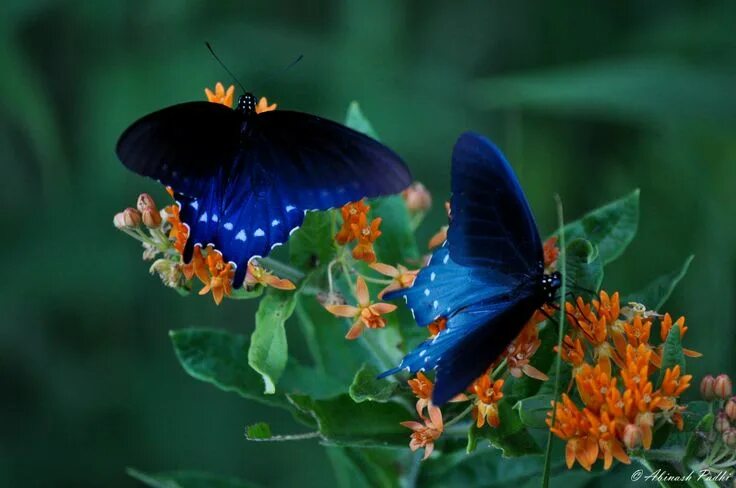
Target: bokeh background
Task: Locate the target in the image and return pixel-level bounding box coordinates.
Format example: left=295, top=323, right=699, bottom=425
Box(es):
left=2, top=1, right=736, bottom=486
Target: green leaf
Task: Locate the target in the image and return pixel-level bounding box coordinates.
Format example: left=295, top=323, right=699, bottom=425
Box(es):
left=514, top=394, right=553, bottom=429
left=170, top=328, right=289, bottom=409
left=369, top=195, right=420, bottom=265
left=560, top=189, right=639, bottom=265
left=127, top=468, right=258, bottom=488
left=348, top=363, right=397, bottom=403
left=228, top=285, right=264, bottom=300
left=287, top=394, right=410, bottom=447
left=565, top=238, right=604, bottom=293
left=625, top=255, right=694, bottom=310
left=248, top=288, right=299, bottom=394
left=470, top=398, right=542, bottom=457
left=345, top=101, right=379, bottom=139
left=245, top=422, right=272, bottom=440
left=289, top=210, right=337, bottom=271
left=658, top=323, right=686, bottom=387
left=326, top=447, right=401, bottom=488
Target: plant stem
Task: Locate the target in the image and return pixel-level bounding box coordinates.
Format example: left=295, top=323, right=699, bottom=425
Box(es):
left=542, top=195, right=567, bottom=488
left=491, top=358, right=507, bottom=379
left=246, top=431, right=321, bottom=442
left=445, top=402, right=475, bottom=428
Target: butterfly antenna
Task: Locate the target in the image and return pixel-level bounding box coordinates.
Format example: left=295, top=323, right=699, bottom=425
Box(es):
left=255, top=54, right=304, bottom=92
left=205, top=42, right=248, bottom=94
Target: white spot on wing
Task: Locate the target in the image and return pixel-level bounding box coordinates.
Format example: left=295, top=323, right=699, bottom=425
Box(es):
left=199, top=212, right=208, bottom=223
left=211, top=214, right=218, bottom=222
left=286, top=205, right=296, bottom=212
left=235, top=230, right=246, bottom=241
left=432, top=300, right=438, bottom=309
left=271, top=219, right=280, bottom=227
left=190, top=201, right=199, bottom=210
left=442, top=254, right=449, bottom=264
left=424, top=288, right=430, bottom=296
left=224, top=222, right=233, bottom=231
left=254, top=228, right=265, bottom=237
left=430, top=272, right=436, bottom=281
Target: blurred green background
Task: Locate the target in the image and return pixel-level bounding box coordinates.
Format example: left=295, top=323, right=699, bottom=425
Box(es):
left=2, top=1, right=736, bottom=486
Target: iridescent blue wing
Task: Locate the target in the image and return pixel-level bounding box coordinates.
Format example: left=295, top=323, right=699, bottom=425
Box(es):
left=116, top=102, right=240, bottom=198
left=383, top=244, right=513, bottom=327
left=448, top=132, right=542, bottom=274
left=179, top=110, right=412, bottom=286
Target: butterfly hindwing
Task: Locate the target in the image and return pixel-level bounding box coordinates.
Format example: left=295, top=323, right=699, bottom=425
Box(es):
left=448, top=132, right=542, bottom=274
left=384, top=245, right=515, bottom=327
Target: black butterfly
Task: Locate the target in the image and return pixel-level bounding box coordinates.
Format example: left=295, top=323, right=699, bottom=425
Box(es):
left=117, top=92, right=412, bottom=286
left=382, top=132, right=561, bottom=405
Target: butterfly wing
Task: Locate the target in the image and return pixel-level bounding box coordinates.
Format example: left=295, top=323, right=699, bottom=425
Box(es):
left=178, top=110, right=412, bottom=285
left=383, top=244, right=513, bottom=327
left=116, top=102, right=241, bottom=198
left=448, top=132, right=542, bottom=274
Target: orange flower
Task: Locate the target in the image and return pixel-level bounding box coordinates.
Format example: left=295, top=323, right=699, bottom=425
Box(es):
left=351, top=214, right=382, bottom=264
left=182, top=245, right=209, bottom=283
left=507, top=321, right=549, bottom=381
left=401, top=405, right=443, bottom=460
left=336, top=200, right=370, bottom=245
left=659, top=313, right=701, bottom=357
left=470, top=375, right=504, bottom=428
left=255, top=97, right=277, bottom=113
left=427, top=317, right=447, bottom=337
left=370, top=263, right=418, bottom=298
left=659, top=365, right=692, bottom=401
left=164, top=203, right=189, bottom=255
left=546, top=394, right=597, bottom=470
left=198, top=248, right=234, bottom=305
left=543, top=236, right=560, bottom=271
left=324, top=276, right=396, bottom=339
left=408, top=372, right=434, bottom=417
left=583, top=410, right=630, bottom=469
left=205, top=82, right=235, bottom=108
left=244, top=261, right=296, bottom=290
left=557, top=335, right=586, bottom=369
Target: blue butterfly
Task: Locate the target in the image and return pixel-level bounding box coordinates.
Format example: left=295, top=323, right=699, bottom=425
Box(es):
left=117, top=93, right=412, bottom=286
left=382, top=132, right=561, bottom=405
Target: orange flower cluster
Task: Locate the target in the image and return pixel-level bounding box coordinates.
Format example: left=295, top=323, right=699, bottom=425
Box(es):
left=335, top=200, right=382, bottom=264
left=547, top=291, right=696, bottom=471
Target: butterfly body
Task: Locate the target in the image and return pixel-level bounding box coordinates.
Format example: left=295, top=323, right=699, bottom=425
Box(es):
left=382, top=132, right=560, bottom=405
left=117, top=92, right=411, bottom=286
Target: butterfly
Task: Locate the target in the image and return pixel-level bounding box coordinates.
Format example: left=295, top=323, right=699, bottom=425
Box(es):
left=116, top=92, right=412, bottom=286
left=382, top=132, right=561, bottom=405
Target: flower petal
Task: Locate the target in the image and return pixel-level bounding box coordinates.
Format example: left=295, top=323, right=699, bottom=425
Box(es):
left=325, top=305, right=358, bottom=317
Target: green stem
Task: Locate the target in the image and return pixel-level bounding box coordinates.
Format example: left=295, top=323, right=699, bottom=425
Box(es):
left=444, top=402, right=475, bottom=428
left=246, top=431, right=320, bottom=442
left=542, top=195, right=567, bottom=488
left=491, top=358, right=507, bottom=379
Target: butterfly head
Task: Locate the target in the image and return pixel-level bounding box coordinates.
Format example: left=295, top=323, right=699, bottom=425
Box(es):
left=236, top=93, right=258, bottom=116
left=541, top=271, right=562, bottom=301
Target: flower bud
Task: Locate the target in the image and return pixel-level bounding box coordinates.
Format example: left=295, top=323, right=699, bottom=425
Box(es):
left=701, top=375, right=716, bottom=400
left=137, top=193, right=158, bottom=213
left=723, top=428, right=736, bottom=448
left=715, top=374, right=733, bottom=400
left=113, top=207, right=142, bottom=229
left=402, top=182, right=432, bottom=213
left=149, top=259, right=183, bottom=288
left=622, top=424, right=643, bottom=449
left=317, top=291, right=346, bottom=307
left=716, top=412, right=731, bottom=433
left=142, top=208, right=163, bottom=228
left=726, top=398, right=736, bottom=420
